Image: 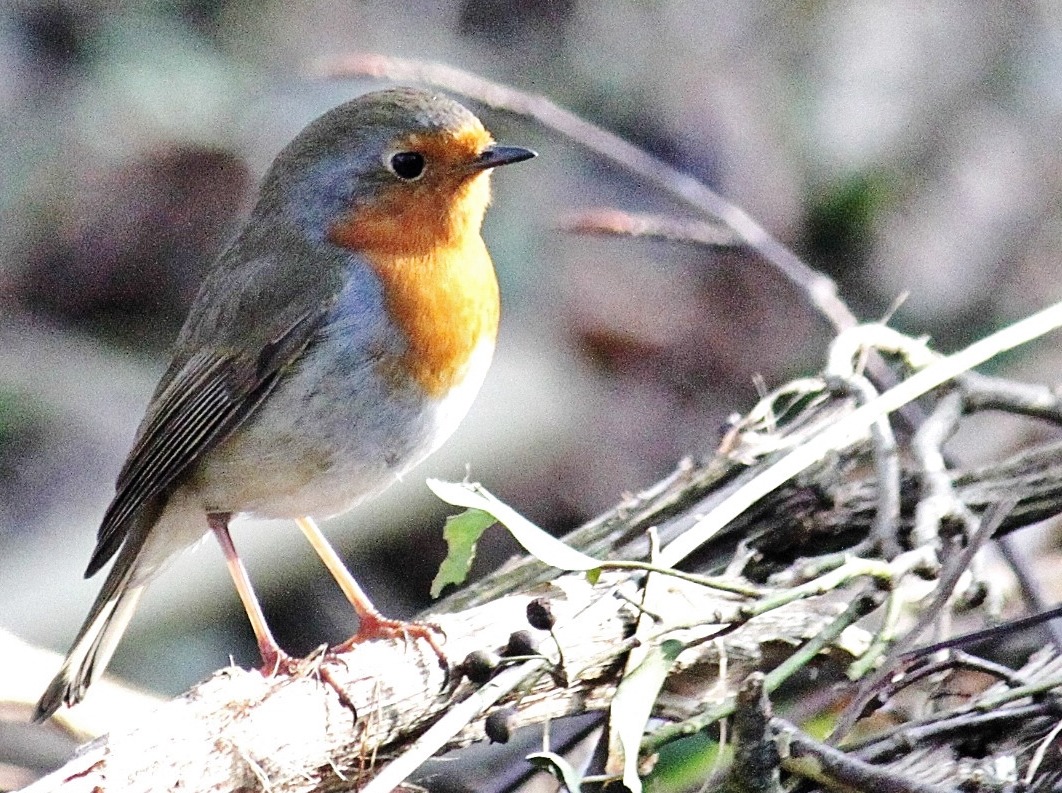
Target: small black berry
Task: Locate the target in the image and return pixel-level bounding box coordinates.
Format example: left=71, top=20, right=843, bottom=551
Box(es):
left=485, top=707, right=515, bottom=744
left=526, top=598, right=555, bottom=631
left=459, top=650, right=500, bottom=684
left=503, top=630, right=539, bottom=657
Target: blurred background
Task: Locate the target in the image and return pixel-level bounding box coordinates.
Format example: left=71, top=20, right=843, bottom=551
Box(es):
left=3, top=0, right=1062, bottom=781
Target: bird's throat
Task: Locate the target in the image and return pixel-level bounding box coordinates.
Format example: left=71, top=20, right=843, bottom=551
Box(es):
left=327, top=173, right=500, bottom=397
left=360, top=239, right=500, bottom=398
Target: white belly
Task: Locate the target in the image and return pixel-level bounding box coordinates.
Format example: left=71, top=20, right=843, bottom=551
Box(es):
left=184, top=339, right=496, bottom=520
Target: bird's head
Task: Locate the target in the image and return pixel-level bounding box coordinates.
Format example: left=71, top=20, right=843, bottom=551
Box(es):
left=259, top=87, right=535, bottom=256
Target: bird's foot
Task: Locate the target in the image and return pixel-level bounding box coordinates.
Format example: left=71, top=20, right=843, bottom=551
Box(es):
left=258, top=644, right=302, bottom=678
left=332, top=612, right=449, bottom=672
left=258, top=644, right=359, bottom=719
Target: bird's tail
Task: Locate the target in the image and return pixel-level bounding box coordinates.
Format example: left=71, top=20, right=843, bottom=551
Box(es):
left=33, top=510, right=160, bottom=723
left=34, top=581, right=145, bottom=721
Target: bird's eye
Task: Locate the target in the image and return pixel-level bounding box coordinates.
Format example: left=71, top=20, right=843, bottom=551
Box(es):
left=388, top=151, right=426, bottom=180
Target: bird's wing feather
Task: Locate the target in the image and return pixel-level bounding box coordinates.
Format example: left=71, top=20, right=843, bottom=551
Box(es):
left=86, top=310, right=325, bottom=577
left=86, top=239, right=351, bottom=577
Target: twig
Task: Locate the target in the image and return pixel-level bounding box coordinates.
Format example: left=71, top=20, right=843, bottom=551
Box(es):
left=957, top=371, right=1062, bottom=650
left=959, top=371, right=1062, bottom=424
left=658, top=306, right=1062, bottom=569
left=846, top=586, right=907, bottom=681
left=997, top=534, right=1062, bottom=650
left=911, top=391, right=979, bottom=549
left=762, top=590, right=884, bottom=694
left=1025, top=718, right=1062, bottom=786
left=853, top=702, right=1059, bottom=764
left=557, top=209, right=740, bottom=247
left=772, top=717, right=962, bottom=793
left=903, top=604, right=1062, bottom=660
left=596, top=560, right=763, bottom=598
left=360, top=660, right=547, bottom=793
left=642, top=589, right=881, bottom=756
left=727, top=673, right=782, bottom=793
left=745, top=557, right=897, bottom=618
left=879, top=650, right=1031, bottom=699
left=824, top=372, right=902, bottom=558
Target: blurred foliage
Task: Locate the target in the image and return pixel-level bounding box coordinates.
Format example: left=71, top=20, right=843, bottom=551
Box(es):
left=803, top=171, right=891, bottom=290
left=646, top=732, right=727, bottom=793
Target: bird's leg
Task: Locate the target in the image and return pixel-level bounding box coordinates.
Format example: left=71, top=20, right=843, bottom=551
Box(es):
left=208, top=513, right=294, bottom=676
left=294, top=516, right=447, bottom=666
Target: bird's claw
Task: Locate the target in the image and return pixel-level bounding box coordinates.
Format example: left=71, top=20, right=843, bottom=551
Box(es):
left=258, top=644, right=358, bottom=720
left=333, top=615, right=450, bottom=675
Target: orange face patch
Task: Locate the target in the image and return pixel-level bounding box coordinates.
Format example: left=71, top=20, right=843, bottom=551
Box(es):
left=327, top=123, right=502, bottom=397
left=328, top=123, right=496, bottom=257
left=328, top=172, right=492, bottom=258
left=400, top=123, right=495, bottom=169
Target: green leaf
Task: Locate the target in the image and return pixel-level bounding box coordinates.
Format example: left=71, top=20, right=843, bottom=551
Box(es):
left=427, top=479, right=601, bottom=572
left=609, top=639, right=685, bottom=793
left=527, top=751, right=584, bottom=793
left=429, top=507, right=496, bottom=598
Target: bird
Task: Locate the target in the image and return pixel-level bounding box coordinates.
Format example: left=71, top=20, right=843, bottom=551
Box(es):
left=35, top=87, right=535, bottom=720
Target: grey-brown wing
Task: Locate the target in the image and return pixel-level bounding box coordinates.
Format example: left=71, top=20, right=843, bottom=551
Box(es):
left=85, top=307, right=324, bottom=577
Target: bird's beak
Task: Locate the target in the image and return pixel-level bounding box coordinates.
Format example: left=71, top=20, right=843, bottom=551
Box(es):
left=470, top=145, right=537, bottom=171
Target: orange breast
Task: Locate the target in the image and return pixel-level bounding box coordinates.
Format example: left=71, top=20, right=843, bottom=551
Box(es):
left=363, top=241, right=499, bottom=397
left=329, top=175, right=500, bottom=397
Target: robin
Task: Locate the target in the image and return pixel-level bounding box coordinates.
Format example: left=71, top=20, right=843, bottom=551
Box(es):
left=35, top=87, right=535, bottom=720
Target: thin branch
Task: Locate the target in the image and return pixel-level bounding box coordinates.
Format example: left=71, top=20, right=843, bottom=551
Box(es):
left=360, top=659, right=548, bottom=793
left=641, top=589, right=881, bottom=755
left=902, top=605, right=1062, bottom=660
left=660, top=307, right=1062, bottom=569
left=557, top=208, right=740, bottom=247
left=772, top=718, right=962, bottom=793
left=853, top=702, right=1060, bottom=764
left=823, top=372, right=902, bottom=558
left=997, top=534, right=1062, bottom=649
left=959, top=371, right=1062, bottom=424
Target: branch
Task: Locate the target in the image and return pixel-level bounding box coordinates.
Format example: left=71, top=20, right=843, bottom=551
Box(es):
left=22, top=569, right=844, bottom=792
left=19, top=362, right=1062, bottom=790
